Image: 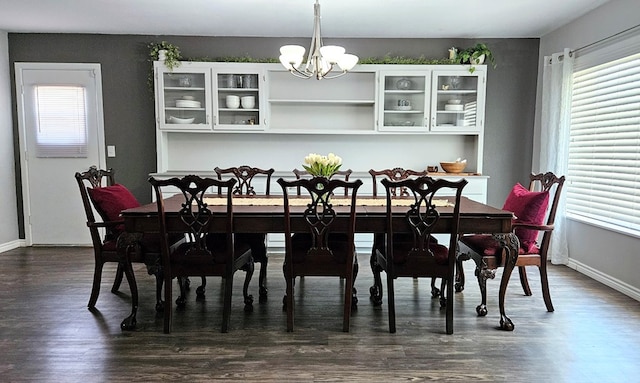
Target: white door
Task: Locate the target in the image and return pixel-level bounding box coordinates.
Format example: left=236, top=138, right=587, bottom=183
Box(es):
left=15, top=63, right=106, bottom=245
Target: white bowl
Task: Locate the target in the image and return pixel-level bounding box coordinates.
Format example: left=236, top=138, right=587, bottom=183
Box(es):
left=167, top=116, right=195, bottom=124
left=226, top=95, right=240, bottom=109
left=182, top=95, right=195, bottom=101
left=241, top=96, right=255, bottom=109
left=448, top=99, right=462, bottom=104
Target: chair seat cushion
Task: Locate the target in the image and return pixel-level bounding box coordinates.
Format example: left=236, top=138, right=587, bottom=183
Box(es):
left=502, top=183, right=549, bottom=253
left=87, top=184, right=140, bottom=234
left=460, top=234, right=538, bottom=257
left=391, top=241, right=450, bottom=265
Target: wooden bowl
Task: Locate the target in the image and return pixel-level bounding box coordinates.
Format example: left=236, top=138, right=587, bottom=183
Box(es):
left=440, top=161, right=466, bottom=173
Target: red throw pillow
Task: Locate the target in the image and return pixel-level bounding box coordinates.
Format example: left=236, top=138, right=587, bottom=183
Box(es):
left=87, top=184, right=140, bottom=233
left=502, top=183, right=549, bottom=253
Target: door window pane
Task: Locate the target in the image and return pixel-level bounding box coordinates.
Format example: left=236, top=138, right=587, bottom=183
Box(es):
left=34, top=85, right=88, bottom=158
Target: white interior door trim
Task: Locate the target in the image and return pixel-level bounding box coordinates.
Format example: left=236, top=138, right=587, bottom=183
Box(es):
left=15, top=62, right=106, bottom=246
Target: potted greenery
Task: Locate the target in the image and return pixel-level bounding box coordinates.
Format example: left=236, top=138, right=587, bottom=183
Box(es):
left=147, top=41, right=182, bottom=94
left=148, top=41, right=182, bottom=71
left=456, top=43, right=496, bottom=72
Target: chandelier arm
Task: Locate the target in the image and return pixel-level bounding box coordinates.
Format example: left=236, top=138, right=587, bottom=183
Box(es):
left=289, top=67, right=313, bottom=79
left=316, top=69, right=349, bottom=80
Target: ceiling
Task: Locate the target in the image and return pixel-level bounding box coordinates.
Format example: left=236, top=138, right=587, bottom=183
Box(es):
left=0, top=0, right=610, bottom=39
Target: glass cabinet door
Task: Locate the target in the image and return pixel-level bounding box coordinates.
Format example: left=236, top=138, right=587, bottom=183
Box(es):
left=430, top=70, right=486, bottom=132
left=213, top=66, right=265, bottom=131
left=377, top=72, right=431, bottom=132
left=156, top=63, right=212, bottom=131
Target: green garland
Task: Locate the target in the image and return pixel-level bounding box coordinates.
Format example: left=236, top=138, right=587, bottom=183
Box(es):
left=147, top=41, right=486, bottom=93
left=181, top=55, right=455, bottom=65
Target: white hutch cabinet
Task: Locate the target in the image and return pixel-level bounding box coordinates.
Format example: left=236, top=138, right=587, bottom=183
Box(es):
left=153, top=62, right=488, bottom=203
left=155, top=62, right=213, bottom=131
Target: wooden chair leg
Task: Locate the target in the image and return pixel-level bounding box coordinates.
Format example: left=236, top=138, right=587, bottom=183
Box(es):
left=88, top=261, right=104, bottom=308
left=475, top=265, right=492, bottom=317
left=455, top=256, right=466, bottom=292
left=387, top=273, right=396, bottom=333
left=352, top=261, right=359, bottom=309
left=242, top=261, right=255, bottom=312
left=258, top=258, right=268, bottom=302
left=163, top=274, right=172, bottom=334
left=430, top=277, right=440, bottom=298
left=176, top=277, right=187, bottom=307
left=369, top=250, right=383, bottom=306
left=111, top=263, right=124, bottom=293
left=539, top=263, right=555, bottom=312
left=343, top=272, right=353, bottom=332
left=221, top=273, right=233, bottom=333
left=445, top=276, right=454, bottom=335
left=196, top=276, right=206, bottom=299
left=439, top=278, right=447, bottom=308
left=154, top=272, right=164, bottom=312
left=119, top=259, right=138, bottom=331
left=286, top=276, right=295, bottom=332
left=518, top=266, right=533, bottom=296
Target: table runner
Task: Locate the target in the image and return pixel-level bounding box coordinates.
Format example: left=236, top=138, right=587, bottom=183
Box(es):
left=203, top=197, right=453, bottom=207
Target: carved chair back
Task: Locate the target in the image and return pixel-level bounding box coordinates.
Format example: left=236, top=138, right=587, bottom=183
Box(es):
left=369, top=167, right=429, bottom=197
left=214, top=166, right=274, bottom=196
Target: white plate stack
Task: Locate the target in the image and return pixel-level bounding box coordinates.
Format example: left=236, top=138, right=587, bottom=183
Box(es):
left=176, top=97, right=201, bottom=108
left=444, top=104, right=463, bottom=111
left=462, top=101, right=477, bottom=126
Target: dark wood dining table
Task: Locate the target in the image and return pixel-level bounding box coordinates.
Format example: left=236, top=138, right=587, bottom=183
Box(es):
left=121, top=194, right=519, bottom=330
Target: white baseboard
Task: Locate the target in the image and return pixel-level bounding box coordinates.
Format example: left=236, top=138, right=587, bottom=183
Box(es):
left=567, top=258, right=640, bottom=302
left=0, top=239, right=26, bottom=254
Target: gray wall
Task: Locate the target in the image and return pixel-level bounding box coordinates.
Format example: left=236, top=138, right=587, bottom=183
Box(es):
left=0, top=32, right=19, bottom=247
left=535, top=0, right=640, bottom=296
left=7, top=34, right=539, bottom=239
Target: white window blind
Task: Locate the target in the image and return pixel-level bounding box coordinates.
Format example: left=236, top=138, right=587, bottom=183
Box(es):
left=567, top=48, right=640, bottom=235
left=34, top=85, right=88, bottom=158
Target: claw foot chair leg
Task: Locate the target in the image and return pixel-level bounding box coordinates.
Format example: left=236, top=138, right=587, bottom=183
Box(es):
left=243, top=261, right=255, bottom=312
left=120, top=258, right=138, bottom=331
left=369, top=251, right=383, bottom=306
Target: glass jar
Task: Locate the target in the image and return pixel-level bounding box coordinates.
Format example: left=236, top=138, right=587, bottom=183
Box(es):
left=396, top=77, right=412, bottom=90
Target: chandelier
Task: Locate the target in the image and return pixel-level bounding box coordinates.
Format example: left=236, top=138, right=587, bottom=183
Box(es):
left=279, top=0, right=359, bottom=80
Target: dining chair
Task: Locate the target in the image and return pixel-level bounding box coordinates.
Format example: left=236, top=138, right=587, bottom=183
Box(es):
left=457, top=172, right=565, bottom=316
left=149, top=175, right=254, bottom=333
left=215, top=165, right=274, bottom=302
left=369, top=168, right=429, bottom=197
left=277, top=176, right=363, bottom=332
left=367, top=167, right=444, bottom=303
left=372, top=176, right=467, bottom=334
left=292, top=168, right=353, bottom=196
left=75, top=166, right=168, bottom=330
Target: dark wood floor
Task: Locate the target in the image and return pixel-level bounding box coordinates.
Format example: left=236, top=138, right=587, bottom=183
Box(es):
left=1, top=246, right=640, bottom=382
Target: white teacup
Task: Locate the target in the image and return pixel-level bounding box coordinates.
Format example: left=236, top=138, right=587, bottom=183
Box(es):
left=241, top=96, right=255, bottom=109
left=225, top=95, right=240, bottom=109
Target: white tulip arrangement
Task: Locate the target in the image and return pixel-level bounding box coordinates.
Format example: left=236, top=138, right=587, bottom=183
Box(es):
left=302, top=152, right=342, bottom=178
